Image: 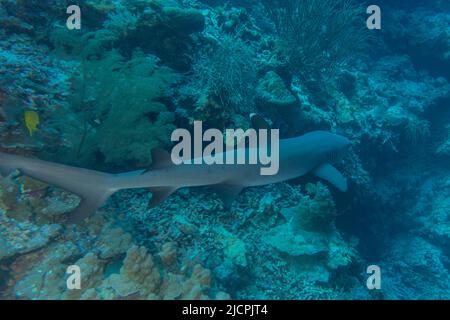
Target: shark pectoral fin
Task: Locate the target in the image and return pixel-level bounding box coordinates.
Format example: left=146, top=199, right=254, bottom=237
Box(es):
left=211, top=184, right=244, bottom=209
left=148, top=187, right=177, bottom=208
left=67, top=194, right=111, bottom=225
left=250, top=113, right=271, bottom=130
left=313, top=163, right=348, bottom=192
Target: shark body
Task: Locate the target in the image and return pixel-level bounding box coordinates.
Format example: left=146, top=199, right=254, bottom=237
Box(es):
left=0, top=125, right=350, bottom=223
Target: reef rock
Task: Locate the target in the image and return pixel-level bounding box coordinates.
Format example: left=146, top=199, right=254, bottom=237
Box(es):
left=382, top=236, right=450, bottom=299
left=0, top=214, right=61, bottom=260
left=13, top=242, right=81, bottom=299
left=265, top=183, right=355, bottom=278
left=94, top=223, right=133, bottom=259
left=214, top=226, right=247, bottom=267
left=256, top=71, right=297, bottom=108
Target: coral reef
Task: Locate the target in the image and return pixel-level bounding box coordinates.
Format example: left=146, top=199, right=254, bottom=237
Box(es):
left=189, top=34, right=258, bottom=115
left=384, top=3, right=450, bottom=78
left=256, top=71, right=297, bottom=109
left=3, top=206, right=227, bottom=300
left=265, top=183, right=356, bottom=283
left=0, top=214, right=61, bottom=261
left=90, top=53, right=177, bottom=167
left=382, top=236, right=450, bottom=300
left=264, top=0, right=368, bottom=80
left=0, top=0, right=449, bottom=301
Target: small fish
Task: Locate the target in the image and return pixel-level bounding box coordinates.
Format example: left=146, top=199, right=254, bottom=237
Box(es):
left=24, top=110, right=40, bottom=136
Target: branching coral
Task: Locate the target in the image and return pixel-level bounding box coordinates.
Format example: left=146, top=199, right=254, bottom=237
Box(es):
left=190, top=34, right=257, bottom=113
left=264, top=0, right=368, bottom=80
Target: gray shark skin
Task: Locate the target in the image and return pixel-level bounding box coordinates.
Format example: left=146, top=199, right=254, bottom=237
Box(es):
left=0, top=131, right=350, bottom=224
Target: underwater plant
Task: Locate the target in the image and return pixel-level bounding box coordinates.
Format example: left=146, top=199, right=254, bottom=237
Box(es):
left=264, top=0, right=367, bottom=81
left=68, top=50, right=178, bottom=168
left=103, top=9, right=138, bottom=38
left=49, top=26, right=118, bottom=60
left=190, top=34, right=257, bottom=113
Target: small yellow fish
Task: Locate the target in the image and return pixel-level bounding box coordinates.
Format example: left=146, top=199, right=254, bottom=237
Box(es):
left=24, top=110, right=40, bottom=136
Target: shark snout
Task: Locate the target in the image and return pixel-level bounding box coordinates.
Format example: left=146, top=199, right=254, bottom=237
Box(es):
left=331, top=133, right=351, bottom=150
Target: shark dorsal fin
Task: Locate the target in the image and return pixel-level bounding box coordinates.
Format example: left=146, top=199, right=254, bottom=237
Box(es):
left=250, top=113, right=270, bottom=130
left=150, top=149, right=173, bottom=170
left=313, top=163, right=348, bottom=192
left=148, top=187, right=177, bottom=208
left=211, top=184, right=244, bottom=209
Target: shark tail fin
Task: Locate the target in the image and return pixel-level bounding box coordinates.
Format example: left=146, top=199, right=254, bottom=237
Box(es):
left=0, top=151, right=119, bottom=224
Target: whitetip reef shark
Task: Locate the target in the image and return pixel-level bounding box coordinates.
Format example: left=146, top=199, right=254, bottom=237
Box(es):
left=0, top=115, right=350, bottom=224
